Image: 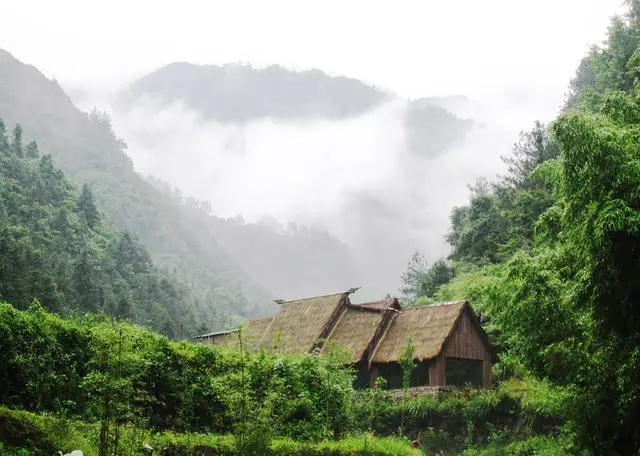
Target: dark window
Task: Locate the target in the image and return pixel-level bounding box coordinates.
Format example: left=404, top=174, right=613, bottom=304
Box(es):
left=373, top=361, right=431, bottom=388
left=376, top=363, right=403, bottom=389
left=446, top=357, right=483, bottom=387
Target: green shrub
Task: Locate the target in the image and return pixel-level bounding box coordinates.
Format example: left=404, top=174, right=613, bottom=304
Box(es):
left=461, top=435, right=573, bottom=456
left=0, top=303, right=353, bottom=440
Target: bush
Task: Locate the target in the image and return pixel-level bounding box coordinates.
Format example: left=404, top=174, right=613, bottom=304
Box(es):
left=0, top=303, right=353, bottom=440
left=461, top=435, right=573, bottom=456
left=351, top=377, right=570, bottom=454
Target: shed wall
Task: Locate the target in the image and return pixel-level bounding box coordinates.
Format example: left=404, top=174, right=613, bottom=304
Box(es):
left=439, top=309, right=492, bottom=388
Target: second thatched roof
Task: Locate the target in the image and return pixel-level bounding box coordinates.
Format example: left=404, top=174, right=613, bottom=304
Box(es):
left=326, top=305, right=387, bottom=363
left=372, top=301, right=468, bottom=363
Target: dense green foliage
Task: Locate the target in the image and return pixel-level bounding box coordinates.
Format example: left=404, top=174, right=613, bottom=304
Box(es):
left=446, top=122, right=559, bottom=265
left=352, top=377, right=570, bottom=455
left=0, top=302, right=353, bottom=443
left=0, top=127, right=191, bottom=335
left=405, top=4, right=640, bottom=453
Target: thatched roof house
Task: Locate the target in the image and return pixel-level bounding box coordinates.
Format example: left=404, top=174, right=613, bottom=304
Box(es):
left=195, top=292, right=494, bottom=388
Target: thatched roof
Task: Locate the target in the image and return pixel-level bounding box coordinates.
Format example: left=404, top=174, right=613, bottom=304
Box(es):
left=326, top=306, right=386, bottom=363
left=194, top=295, right=493, bottom=366
left=212, top=316, right=275, bottom=350
left=372, top=301, right=468, bottom=363
left=224, top=293, right=347, bottom=353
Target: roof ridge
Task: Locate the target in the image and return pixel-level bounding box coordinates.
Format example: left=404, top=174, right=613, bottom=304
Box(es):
left=346, top=303, right=387, bottom=313
left=192, top=328, right=239, bottom=339
left=368, top=311, right=398, bottom=365
left=406, top=300, right=467, bottom=310
left=278, top=291, right=347, bottom=304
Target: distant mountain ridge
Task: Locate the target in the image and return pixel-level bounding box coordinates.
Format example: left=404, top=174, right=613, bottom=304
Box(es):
left=122, top=61, right=473, bottom=158
left=121, top=62, right=389, bottom=123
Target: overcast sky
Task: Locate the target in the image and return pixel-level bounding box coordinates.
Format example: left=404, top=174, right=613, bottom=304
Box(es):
left=1, top=0, right=625, bottom=112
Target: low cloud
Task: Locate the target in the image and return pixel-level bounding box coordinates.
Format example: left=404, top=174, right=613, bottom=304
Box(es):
left=92, top=94, right=518, bottom=300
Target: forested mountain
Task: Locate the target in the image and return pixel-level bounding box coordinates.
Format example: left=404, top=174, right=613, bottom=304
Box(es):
left=146, top=177, right=361, bottom=299
left=0, top=121, right=192, bottom=335
left=0, top=48, right=272, bottom=332
left=401, top=4, right=640, bottom=452
left=120, top=62, right=388, bottom=122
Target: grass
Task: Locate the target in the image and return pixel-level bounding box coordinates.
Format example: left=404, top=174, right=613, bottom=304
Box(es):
left=460, top=435, right=573, bottom=456
left=0, top=406, right=420, bottom=456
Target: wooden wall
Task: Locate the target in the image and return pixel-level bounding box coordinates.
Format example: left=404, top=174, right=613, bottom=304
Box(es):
left=429, top=309, right=492, bottom=388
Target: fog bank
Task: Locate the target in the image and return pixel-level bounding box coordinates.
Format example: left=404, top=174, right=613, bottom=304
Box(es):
left=85, top=91, right=525, bottom=299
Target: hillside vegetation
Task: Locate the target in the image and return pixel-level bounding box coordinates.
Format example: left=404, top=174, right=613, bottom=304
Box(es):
left=0, top=48, right=271, bottom=332
left=401, top=4, right=640, bottom=453
left=0, top=124, right=192, bottom=335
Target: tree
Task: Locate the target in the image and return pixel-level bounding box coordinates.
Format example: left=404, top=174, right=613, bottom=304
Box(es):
left=401, top=253, right=454, bottom=302
left=400, top=253, right=428, bottom=301
left=447, top=192, right=506, bottom=264
left=424, top=260, right=455, bottom=296
left=398, top=338, right=416, bottom=436
left=447, top=127, right=559, bottom=264
left=568, top=13, right=640, bottom=109
left=73, top=248, right=101, bottom=312
left=0, top=119, right=8, bottom=151
left=25, top=141, right=39, bottom=159
left=500, top=122, right=560, bottom=189
left=627, top=0, right=640, bottom=22
left=78, top=184, right=101, bottom=229
left=485, top=91, right=640, bottom=453
left=399, top=338, right=416, bottom=391
left=11, top=124, right=23, bottom=156
left=0, top=122, right=193, bottom=336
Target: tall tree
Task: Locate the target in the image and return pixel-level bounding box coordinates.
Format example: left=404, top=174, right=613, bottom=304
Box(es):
left=78, top=184, right=101, bottom=229
left=500, top=122, right=560, bottom=189
left=0, top=119, right=8, bottom=150
left=25, top=141, right=39, bottom=159
left=401, top=253, right=454, bottom=302
left=11, top=124, right=23, bottom=156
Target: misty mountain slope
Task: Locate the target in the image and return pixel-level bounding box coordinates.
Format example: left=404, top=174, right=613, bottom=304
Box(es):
left=0, top=48, right=272, bottom=329
left=405, top=98, right=473, bottom=158
left=109, top=62, right=500, bottom=300
left=0, top=121, right=195, bottom=337
left=121, top=62, right=389, bottom=122
left=147, top=177, right=362, bottom=299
